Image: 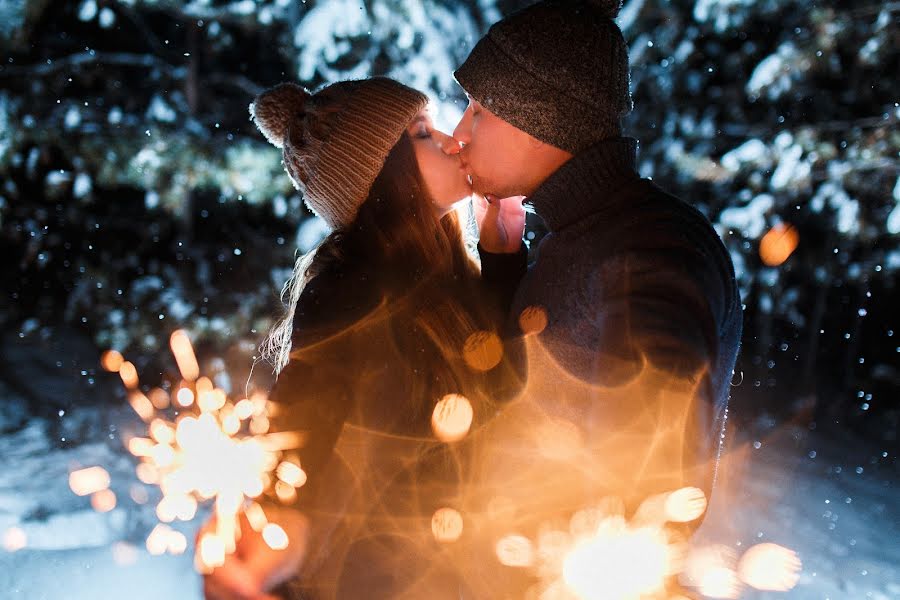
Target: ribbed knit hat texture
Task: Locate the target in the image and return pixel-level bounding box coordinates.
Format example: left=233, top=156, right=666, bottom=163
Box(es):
left=454, top=0, right=632, bottom=154
left=250, top=77, right=428, bottom=229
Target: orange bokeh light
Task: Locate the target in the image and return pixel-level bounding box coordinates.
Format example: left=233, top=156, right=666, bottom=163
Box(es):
left=431, top=394, right=474, bottom=442
left=462, top=330, right=504, bottom=371
left=431, top=507, right=464, bottom=543
left=759, top=223, right=799, bottom=266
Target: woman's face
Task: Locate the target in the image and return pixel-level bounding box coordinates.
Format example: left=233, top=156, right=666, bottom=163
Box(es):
left=407, top=109, right=472, bottom=217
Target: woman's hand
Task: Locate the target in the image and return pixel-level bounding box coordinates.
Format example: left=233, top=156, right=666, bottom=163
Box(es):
left=474, top=193, right=526, bottom=254
left=199, top=506, right=310, bottom=600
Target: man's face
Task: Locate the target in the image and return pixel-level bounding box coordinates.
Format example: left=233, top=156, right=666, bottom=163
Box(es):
left=453, top=97, right=535, bottom=198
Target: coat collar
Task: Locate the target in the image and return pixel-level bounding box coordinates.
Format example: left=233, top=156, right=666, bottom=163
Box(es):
left=527, top=137, right=641, bottom=232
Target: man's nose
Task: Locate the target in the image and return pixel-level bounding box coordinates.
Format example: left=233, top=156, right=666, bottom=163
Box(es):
left=453, top=109, right=472, bottom=146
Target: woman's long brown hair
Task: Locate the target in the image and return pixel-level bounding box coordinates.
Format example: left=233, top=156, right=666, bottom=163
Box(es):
left=262, top=132, right=484, bottom=378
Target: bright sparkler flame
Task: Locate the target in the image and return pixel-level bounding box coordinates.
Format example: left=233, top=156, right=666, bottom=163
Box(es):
left=562, top=518, right=669, bottom=600
left=92, top=328, right=305, bottom=570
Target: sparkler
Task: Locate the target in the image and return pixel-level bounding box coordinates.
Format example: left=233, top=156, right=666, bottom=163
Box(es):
left=490, top=488, right=801, bottom=600
left=78, top=330, right=307, bottom=573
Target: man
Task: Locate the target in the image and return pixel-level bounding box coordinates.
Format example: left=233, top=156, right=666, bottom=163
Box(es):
left=458, top=0, right=742, bottom=562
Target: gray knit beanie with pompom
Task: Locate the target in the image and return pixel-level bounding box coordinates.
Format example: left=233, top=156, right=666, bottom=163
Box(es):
left=454, top=0, right=632, bottom=154
left=250, top=77, right=427, bottom=229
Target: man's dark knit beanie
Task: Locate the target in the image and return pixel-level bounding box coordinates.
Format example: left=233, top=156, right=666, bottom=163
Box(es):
left=454, top=0, right=632, bottom=154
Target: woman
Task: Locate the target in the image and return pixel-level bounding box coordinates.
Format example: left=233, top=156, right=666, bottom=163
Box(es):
left=201, top=78, right=525, bottom=600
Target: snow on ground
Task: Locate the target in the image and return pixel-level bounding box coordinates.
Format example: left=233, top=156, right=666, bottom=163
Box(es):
left=1, top=403, right=897, bottom=599
left=695, top=422, right=899, bottom=599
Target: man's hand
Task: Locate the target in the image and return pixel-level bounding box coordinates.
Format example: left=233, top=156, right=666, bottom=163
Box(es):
left=199, top=506, right=310, bottom=600
left=474, top=193, right=526, bottom=254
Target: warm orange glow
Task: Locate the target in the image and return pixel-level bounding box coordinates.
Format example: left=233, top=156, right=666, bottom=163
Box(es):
left=737, top=543, right=801, bottom=591
left=100, top=349, right=124, bottom=372
left=234, top=398, right=254, bottom=419
left=69, top=466, right=111, bottom=496
left=275, top=480, right=297, bottom=504
left=518, top=305, right=548, bottom=336
left=249, top=415, right=270, bottom=435
left=262, top=523, right=289, bottom=550
left=136, top=462, right=159, bottom=484
left=150, top=419, right=175, bottom=445
left=431, top=507, right=463, bottom=543
left=149, top=443, right=176, bottom=468
left=431, top=393, right=473, bottom=442
left=245, top=503, right=268, bottom=532
left=562, top=519, right=669, bottom=600
left=198, top=389, right=227, bottom=412
left=222, top=413, right=241, bottom=436
left=664, top=487, right=708, bottom=523
left=148, top=387, right=170, bottom=409
left=276, top=461, right=307, bottom=488
left=128, top=391, right=155, bottom=421
left=685, top=545, right=741, bottom=599
left=146, top=524, right=170, bottom=556
left=698, top=566, right=741, bottom=598
left=128, top=436, right=155, bottom=457
left=462, top=330, right=504, bottom=371
left=119, top=360, right=139, bottom=389
left=167, top=530, right=188, bottom=555
left=169, top=329, right=200, bottom=381
left=176, top=387, right=194, bottom=407
left=3, top=527, right=27, bottom=552
left=195, top=376, right=214, bottom=397
left=98, top=339, right=295, bottom=574
left=199, top=532, right=226, bottom=568
left=496, top=534, right=534, bottom=567
left=91, top=489, right=117, bottom=512
left=759, top=223, right=799, bottom=266
left=156, top=496, right=177, bottom=523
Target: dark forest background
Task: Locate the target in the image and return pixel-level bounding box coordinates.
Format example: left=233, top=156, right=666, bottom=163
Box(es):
left=1, top=0, right=897, bottom=451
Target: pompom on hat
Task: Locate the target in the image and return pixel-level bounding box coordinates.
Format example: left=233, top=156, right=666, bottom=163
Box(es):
left=454, top=0, right=632, bottom=154
left=251, top=77, right=428, bottom=229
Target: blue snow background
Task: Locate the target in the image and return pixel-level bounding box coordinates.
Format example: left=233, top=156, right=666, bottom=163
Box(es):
left=1, top=1, right=898, bottom=598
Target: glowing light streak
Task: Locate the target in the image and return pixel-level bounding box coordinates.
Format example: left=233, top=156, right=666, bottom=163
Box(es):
left=737, top=543, right=801, bottom=591
left=69, top=466, right=111, bottom=496
left=91, top=489, right=117, bottom=512
left=100, top=350, right=124, bottom=372
left=199, top=532, right=226, bottom=568
left=431, top=393, right=473, bottom=442
left=276, top=461, right=307, bottom=488
left=262, top=523, right=289, bottom=550
left=169, top=329, right=200, bottom=381
left=234, top=398, right=254, bottom=419
left=146, top=524, right=171, bottom=556
left=150, top=419, right=175, bottom=445
left=245, top=502, right=268, bottom=532
left=148, top=387, right=170, bottom=409
left=93, top=334, right=315, bottom=574
left=128, top=391, right=155, bottom=421
left=119, top=361, right=139, bottom=389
